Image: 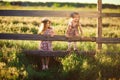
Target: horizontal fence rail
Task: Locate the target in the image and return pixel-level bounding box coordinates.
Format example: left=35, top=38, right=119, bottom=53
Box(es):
left=0, top=33, right=96, bottom=42
left=0, top=33, right=120, bottom=43
left=0, top=10, right=99, bottom=17
left=23, top=50, right=120, bottom=57
left=0, top=10, right=119, bottom=17
left=23, top=50, right=68, bottom=57
left=23, top=50, right=96, bottom=57
left=97, top=38, right=120, bottom=44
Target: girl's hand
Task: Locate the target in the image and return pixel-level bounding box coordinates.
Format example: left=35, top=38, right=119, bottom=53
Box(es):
left=65, top=34, right=70, bottom=38
left=50, top=34, right=54, bottom=37
left=81, top=35, right=83, bottom=38
left=76, top=33, right=79, bottom=37
left=50, top=29, right=54, bottom=37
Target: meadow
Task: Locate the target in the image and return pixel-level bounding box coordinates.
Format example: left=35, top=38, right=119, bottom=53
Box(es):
left=0, top=4, right=120, bottom=80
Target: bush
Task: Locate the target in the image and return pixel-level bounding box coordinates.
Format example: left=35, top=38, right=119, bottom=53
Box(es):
left=30, top=27, right=38, bottom=34
left=95, top=52, right=120, bottom=79
left=62, top=53, right=99, bottom=80
left=21, top=26, right=29, bottom=33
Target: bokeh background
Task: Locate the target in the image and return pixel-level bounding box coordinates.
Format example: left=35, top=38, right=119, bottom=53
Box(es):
left=0, top=0, right=120, bottom=80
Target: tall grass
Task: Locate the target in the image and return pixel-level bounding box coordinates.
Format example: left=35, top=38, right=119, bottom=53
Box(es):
left=0, top=13, right=120, bottom=79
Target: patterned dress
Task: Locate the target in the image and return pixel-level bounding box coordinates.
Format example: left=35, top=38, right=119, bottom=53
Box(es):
left=40, top=27, right=54, bottom=51
left=66, top=19, right=80, bottom=37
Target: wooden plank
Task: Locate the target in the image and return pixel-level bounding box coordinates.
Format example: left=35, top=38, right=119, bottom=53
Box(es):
left=0, top=33, right=120, bottom=44
left=22, top=50, right=120, bottom=57
left=0, top=10, right=98, bottom=17
left=0, top=33, right=96, bottom=42
left=97, top=38, right=120, bottom=44
left=97, top=0, right=102, bottom=50
left=23, top=50, right=96, bottom=57
left=102, top=13, right=120, bottom=17
left=0, top=10, right=119, bottom=17
left=23, top=50, right=68, bottom=57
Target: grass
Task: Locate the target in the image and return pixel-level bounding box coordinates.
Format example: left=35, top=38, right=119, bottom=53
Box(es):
left=0, top=5, right=120, bottom=13
left=0, top=5, right=96, bottom=11
left=0, top=6, right=120, bottom=79
left=0, top=17, right=120, bottom=37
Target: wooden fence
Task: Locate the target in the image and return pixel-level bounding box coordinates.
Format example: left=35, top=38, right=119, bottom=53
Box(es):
left=0, top=33, right=120, bottom=43
left=0, top=0, right=120, bottom=56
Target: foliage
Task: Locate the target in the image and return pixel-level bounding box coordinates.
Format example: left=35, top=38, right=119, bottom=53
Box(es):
left=0, top=40, right=120, bottom=79
left=61, top=53, right=99, bottom=80
left=0, top=8, right=120, bottom=79
left=61, top=51, right=120, bottom=80
left=1, top=1, right=120, bottom=9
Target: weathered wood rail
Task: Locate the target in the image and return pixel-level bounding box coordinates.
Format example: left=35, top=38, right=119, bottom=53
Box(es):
left=0, top=10, right=120, bottom=17
left=23, top=50, right=68, bottom=57
left=23, top=50, right=96, bottom=57
left=0, top=33, right=120, bottom=43
left=0, top=33, right=96, bottom=42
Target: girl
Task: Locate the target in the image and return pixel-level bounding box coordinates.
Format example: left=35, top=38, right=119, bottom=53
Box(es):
left=38, top=18, right=54, bottom=70
left=66, top=12, right=83, bottom=51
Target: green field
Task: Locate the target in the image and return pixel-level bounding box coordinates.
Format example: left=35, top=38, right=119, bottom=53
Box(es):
left=0, top=5, right=120, bottom=13
left=0, top=5, right=120, bottom=80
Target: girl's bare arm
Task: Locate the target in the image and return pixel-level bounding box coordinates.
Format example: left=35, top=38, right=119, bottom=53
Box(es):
left=50, top=27, right=54, bottom=37
left=79, top=23, right=83, bottom=37
left=38, top=23, right=44, bottom=34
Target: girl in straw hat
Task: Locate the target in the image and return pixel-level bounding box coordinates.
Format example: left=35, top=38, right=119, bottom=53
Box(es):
left=38, top=18, right=54, bottom=70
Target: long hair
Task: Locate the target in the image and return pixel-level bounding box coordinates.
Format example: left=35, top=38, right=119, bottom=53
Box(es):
left=38, top=19, right=51, bottom=34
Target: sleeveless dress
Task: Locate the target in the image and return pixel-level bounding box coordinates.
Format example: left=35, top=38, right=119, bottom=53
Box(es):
left=66, top=19, right=80, bottom=37
left=40, top=27, right=53, bottom=51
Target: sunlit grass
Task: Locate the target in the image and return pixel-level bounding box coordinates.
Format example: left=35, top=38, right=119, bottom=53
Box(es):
left=102, top=8, right=120, bottom=13
left=0, top=5, right=95, bottom=11
left=0, top=8, right=120, bottom=79
left=0, top=5, right=120, bottom=13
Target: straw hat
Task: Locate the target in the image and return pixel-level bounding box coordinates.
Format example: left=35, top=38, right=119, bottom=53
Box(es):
left=41, top=17, right=51, bottom=23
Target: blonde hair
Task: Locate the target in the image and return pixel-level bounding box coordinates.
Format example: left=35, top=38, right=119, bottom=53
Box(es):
left=70, top=12, right=79, bottom=18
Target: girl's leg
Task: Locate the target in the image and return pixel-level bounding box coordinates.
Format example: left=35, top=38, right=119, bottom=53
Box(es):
left=73, top=42, right=77, bottom=50
left=67, top=42, right=72, bottom=51
left=45, top=57, right=50, bottom=69
left=41, top=57, right=45, bottom=70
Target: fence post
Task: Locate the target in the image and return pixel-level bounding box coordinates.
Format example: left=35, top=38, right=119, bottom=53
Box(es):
left=97, top=0, right=102, bottom=51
